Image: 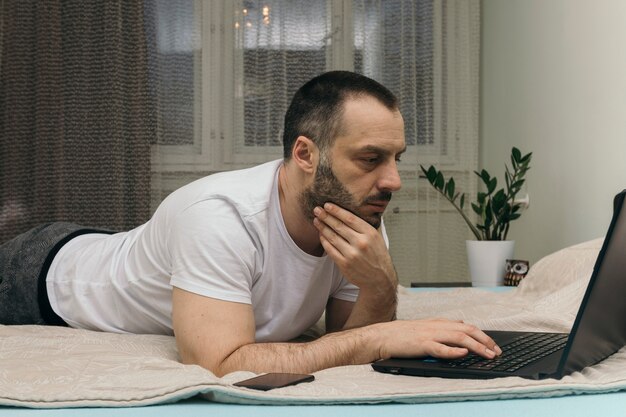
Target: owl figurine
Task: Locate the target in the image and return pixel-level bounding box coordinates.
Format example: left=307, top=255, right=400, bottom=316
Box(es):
left=504, top=259, right=530, bottom=286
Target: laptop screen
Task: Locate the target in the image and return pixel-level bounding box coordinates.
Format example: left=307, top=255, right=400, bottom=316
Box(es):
left=560, top=191, right=626, bottom=375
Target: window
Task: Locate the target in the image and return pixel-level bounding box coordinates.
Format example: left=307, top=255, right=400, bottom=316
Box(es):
left=151, top=0, right=452, bottom=172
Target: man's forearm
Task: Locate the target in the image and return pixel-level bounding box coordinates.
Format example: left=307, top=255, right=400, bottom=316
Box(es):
left=342, top=284, right=397, bottom=329
left=214, top=325, right=381, bottom=376
left=193, top=317, right=502, bottom=377
left=341, top=266, right=398, bottom=330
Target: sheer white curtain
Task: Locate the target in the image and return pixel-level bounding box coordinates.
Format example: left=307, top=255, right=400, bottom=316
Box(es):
left=385, top=0, right=481, bottom=285
left=150, top=0, right=480, bottom=285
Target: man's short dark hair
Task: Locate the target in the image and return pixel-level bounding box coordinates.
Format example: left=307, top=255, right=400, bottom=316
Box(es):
left=282, top=71, right=399, bottom=160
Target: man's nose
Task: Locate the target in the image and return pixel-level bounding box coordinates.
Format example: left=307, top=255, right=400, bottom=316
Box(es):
left=379, top=161, right=402, bottom=192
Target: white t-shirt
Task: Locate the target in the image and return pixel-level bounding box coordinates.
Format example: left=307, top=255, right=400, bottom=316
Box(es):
left=47, top=160, right=376, bottom=342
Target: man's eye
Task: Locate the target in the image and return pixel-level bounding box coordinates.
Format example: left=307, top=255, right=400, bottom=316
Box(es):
left=361, top=157, right=380, bottom=165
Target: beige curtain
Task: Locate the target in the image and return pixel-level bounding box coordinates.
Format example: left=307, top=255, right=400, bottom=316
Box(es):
left=0, top=0, right=154, bottom=242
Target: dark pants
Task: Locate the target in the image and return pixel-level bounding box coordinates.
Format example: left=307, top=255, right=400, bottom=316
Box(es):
left=0, top=222, right=112, bottom=325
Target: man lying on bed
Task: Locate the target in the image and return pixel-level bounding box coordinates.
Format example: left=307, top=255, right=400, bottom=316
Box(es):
left=0, top=71, right=501, bottom=377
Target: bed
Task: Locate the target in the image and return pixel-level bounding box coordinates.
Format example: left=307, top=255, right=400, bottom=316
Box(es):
left=1, top=238, right=625, bottom=416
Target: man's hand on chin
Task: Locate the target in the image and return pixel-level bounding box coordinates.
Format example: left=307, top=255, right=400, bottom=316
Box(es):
left=312, top=202, right=398, bottom=327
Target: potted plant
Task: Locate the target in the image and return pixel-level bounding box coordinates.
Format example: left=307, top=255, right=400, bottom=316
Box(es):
left=420, top=147, right=532, bottom=286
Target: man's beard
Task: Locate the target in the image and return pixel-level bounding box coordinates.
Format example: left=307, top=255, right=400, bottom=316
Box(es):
left=299, top=159, right=392, bottom=229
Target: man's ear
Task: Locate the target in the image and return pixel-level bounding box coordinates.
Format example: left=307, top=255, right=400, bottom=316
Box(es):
left=291, top=136, right=318, bottom=174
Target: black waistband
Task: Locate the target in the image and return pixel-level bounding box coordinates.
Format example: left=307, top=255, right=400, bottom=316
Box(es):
left=37, top=228, right=116, bottom=326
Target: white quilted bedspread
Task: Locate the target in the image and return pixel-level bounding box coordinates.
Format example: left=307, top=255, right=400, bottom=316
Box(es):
left=1, top=238, right=625, bottom=408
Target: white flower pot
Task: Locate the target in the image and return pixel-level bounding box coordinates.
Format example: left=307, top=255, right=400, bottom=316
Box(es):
left=466, top=240, right=515, bottom=287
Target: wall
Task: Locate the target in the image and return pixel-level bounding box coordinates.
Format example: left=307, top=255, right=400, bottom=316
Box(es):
left=480, top=0, right=626, bottom=265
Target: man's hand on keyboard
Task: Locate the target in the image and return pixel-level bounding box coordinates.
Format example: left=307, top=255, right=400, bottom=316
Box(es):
left=373, top=318, right=503, bottom=360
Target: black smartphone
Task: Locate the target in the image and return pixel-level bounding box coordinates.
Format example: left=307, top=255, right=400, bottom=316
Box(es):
left=233, top=373, right=315, bottom=391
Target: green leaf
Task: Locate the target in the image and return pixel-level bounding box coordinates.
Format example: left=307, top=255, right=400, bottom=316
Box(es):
left=485, top=200, right=493, bottom=218
left=447, top=178, right=455, bottom=199
left=471, top=202, right=482, bottom=215
left=512, top=147, right=522, bottom=163
left=460, top=193, right=465, bottom=209
left=435, top=172, right=445, bottom=190
left=505, top=170, right=512, bottom=189
left=480, top=170, right=491, bottom=185
left=521, top=152, right=533, bottom=163
left=491, top=189, right=507, bottom=212
left=426, top=166, right=438, bottom=184
left=488, top=178, right=497, bottom=194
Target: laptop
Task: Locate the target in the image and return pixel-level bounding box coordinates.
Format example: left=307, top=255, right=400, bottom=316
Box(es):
left=373, top=190, right=626, bottom=380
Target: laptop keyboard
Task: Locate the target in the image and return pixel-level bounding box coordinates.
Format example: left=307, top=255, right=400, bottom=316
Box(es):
left=443, top=333, right=569, bottom=372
